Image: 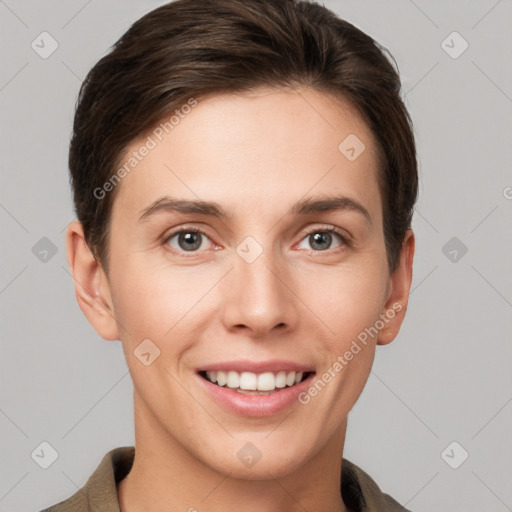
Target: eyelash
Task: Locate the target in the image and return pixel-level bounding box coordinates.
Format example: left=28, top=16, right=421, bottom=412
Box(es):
left=163, top=225, right=351, bottom=257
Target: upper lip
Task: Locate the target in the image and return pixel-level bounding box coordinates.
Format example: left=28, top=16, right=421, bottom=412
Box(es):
left=197, top=360, right=315, bottom=374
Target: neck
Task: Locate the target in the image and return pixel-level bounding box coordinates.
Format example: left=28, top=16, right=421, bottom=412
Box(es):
left=118, top=391, right=351, bottom=512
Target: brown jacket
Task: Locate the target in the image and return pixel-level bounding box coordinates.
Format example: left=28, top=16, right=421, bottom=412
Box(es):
left=40, top=446, right=411, bottom=512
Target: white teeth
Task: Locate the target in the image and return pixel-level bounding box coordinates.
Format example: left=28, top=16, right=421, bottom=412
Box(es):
left=216, top=370, right=227, bottom=386
left=239, top=372, right=257, bottom=390
left=257, top=372, right=276, bottom=391
left=226, top=371, right=239, bottom=388
left=275, top=371, right=287, bottom=388
left=236, top=389, right=274, bottom=395
left=204, top=370, right=307, bottom=391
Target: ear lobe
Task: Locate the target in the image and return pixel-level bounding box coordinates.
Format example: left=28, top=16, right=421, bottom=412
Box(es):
left=66, top=221, right=120, bottom=341
left=377, top=229, right=415, bottom=346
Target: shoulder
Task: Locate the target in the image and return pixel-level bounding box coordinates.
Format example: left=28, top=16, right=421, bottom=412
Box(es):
left=39, top=491, right=87, bottom=512
left=39, top=446, right=135, bottom=512
left=342, top=458, right=413, bottom=512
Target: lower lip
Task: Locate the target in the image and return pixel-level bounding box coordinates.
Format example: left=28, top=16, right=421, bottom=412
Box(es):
left=196, top=372, right=315, bottom=417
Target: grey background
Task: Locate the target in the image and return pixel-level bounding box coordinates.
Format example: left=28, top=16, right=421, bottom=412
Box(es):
left=1, top=1, right=511, bottom=511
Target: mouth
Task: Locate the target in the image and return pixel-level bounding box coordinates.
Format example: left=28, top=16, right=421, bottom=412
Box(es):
left=198, top=370, right=314, bottom=395
left=195, top=360, right=316, bottom=416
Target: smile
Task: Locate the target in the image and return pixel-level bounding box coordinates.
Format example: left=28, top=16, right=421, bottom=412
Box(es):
left=195, top=360, right=316, bottom=416
left=200, top=370, right=311, bottom=394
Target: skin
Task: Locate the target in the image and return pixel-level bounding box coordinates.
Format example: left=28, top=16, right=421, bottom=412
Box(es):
left=66, top=87, right=414, bottom=512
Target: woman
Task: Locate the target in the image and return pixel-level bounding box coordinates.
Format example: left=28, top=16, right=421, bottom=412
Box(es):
left=43, top=0, right=417, bottom=510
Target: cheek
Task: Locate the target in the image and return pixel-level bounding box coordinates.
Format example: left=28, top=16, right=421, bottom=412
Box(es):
left=109, top=225, right=390, bottom=345
left=301, top=267, right=386, bottom=419
left=109, top=253, right=221, bottom=343
left=294, top=259, right=389, bottom=341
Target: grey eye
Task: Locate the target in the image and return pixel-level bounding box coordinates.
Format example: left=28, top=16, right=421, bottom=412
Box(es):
left=308, top=232, right=333, bottom=251
left=296, top=230, right=344, bottom=252
left=167, top=231, right=210, bottom=252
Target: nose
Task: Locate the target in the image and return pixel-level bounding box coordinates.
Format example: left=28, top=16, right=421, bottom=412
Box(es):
left=221, top=251, right=297, bottom=339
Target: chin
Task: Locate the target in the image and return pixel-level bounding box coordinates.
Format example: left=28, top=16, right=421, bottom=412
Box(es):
left=195, top=435, right=314, bottom=480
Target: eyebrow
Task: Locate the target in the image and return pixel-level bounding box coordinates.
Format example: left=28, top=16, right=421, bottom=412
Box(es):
left=138, top=194, right=372, bottom=225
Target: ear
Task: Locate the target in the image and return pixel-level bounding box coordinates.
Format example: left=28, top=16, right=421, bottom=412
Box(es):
left=65, top=221, right=119, bottom=341
left=377, top=229, right=415, bottom=346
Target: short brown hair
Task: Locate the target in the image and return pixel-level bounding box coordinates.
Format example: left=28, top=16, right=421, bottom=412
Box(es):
left=69, top=0, right=418, bottom=274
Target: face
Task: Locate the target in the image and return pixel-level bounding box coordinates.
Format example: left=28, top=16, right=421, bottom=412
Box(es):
left=70, top=87, right=413, bottom=479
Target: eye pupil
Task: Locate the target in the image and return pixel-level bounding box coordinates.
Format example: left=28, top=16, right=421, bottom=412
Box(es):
left=179, top=232, right=202, bottom=251
left=310, top=232, right=332, bottom=251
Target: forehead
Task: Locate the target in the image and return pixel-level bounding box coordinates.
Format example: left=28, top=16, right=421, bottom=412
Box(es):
left=111, top=87, right=382, bottom=224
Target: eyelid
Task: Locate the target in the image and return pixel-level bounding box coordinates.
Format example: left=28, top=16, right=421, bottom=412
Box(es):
left=163, top=223, right=352, bottom=256
left=296, top=224, right=352, bottom=251
left=163, top=225, right=217, bottom=256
